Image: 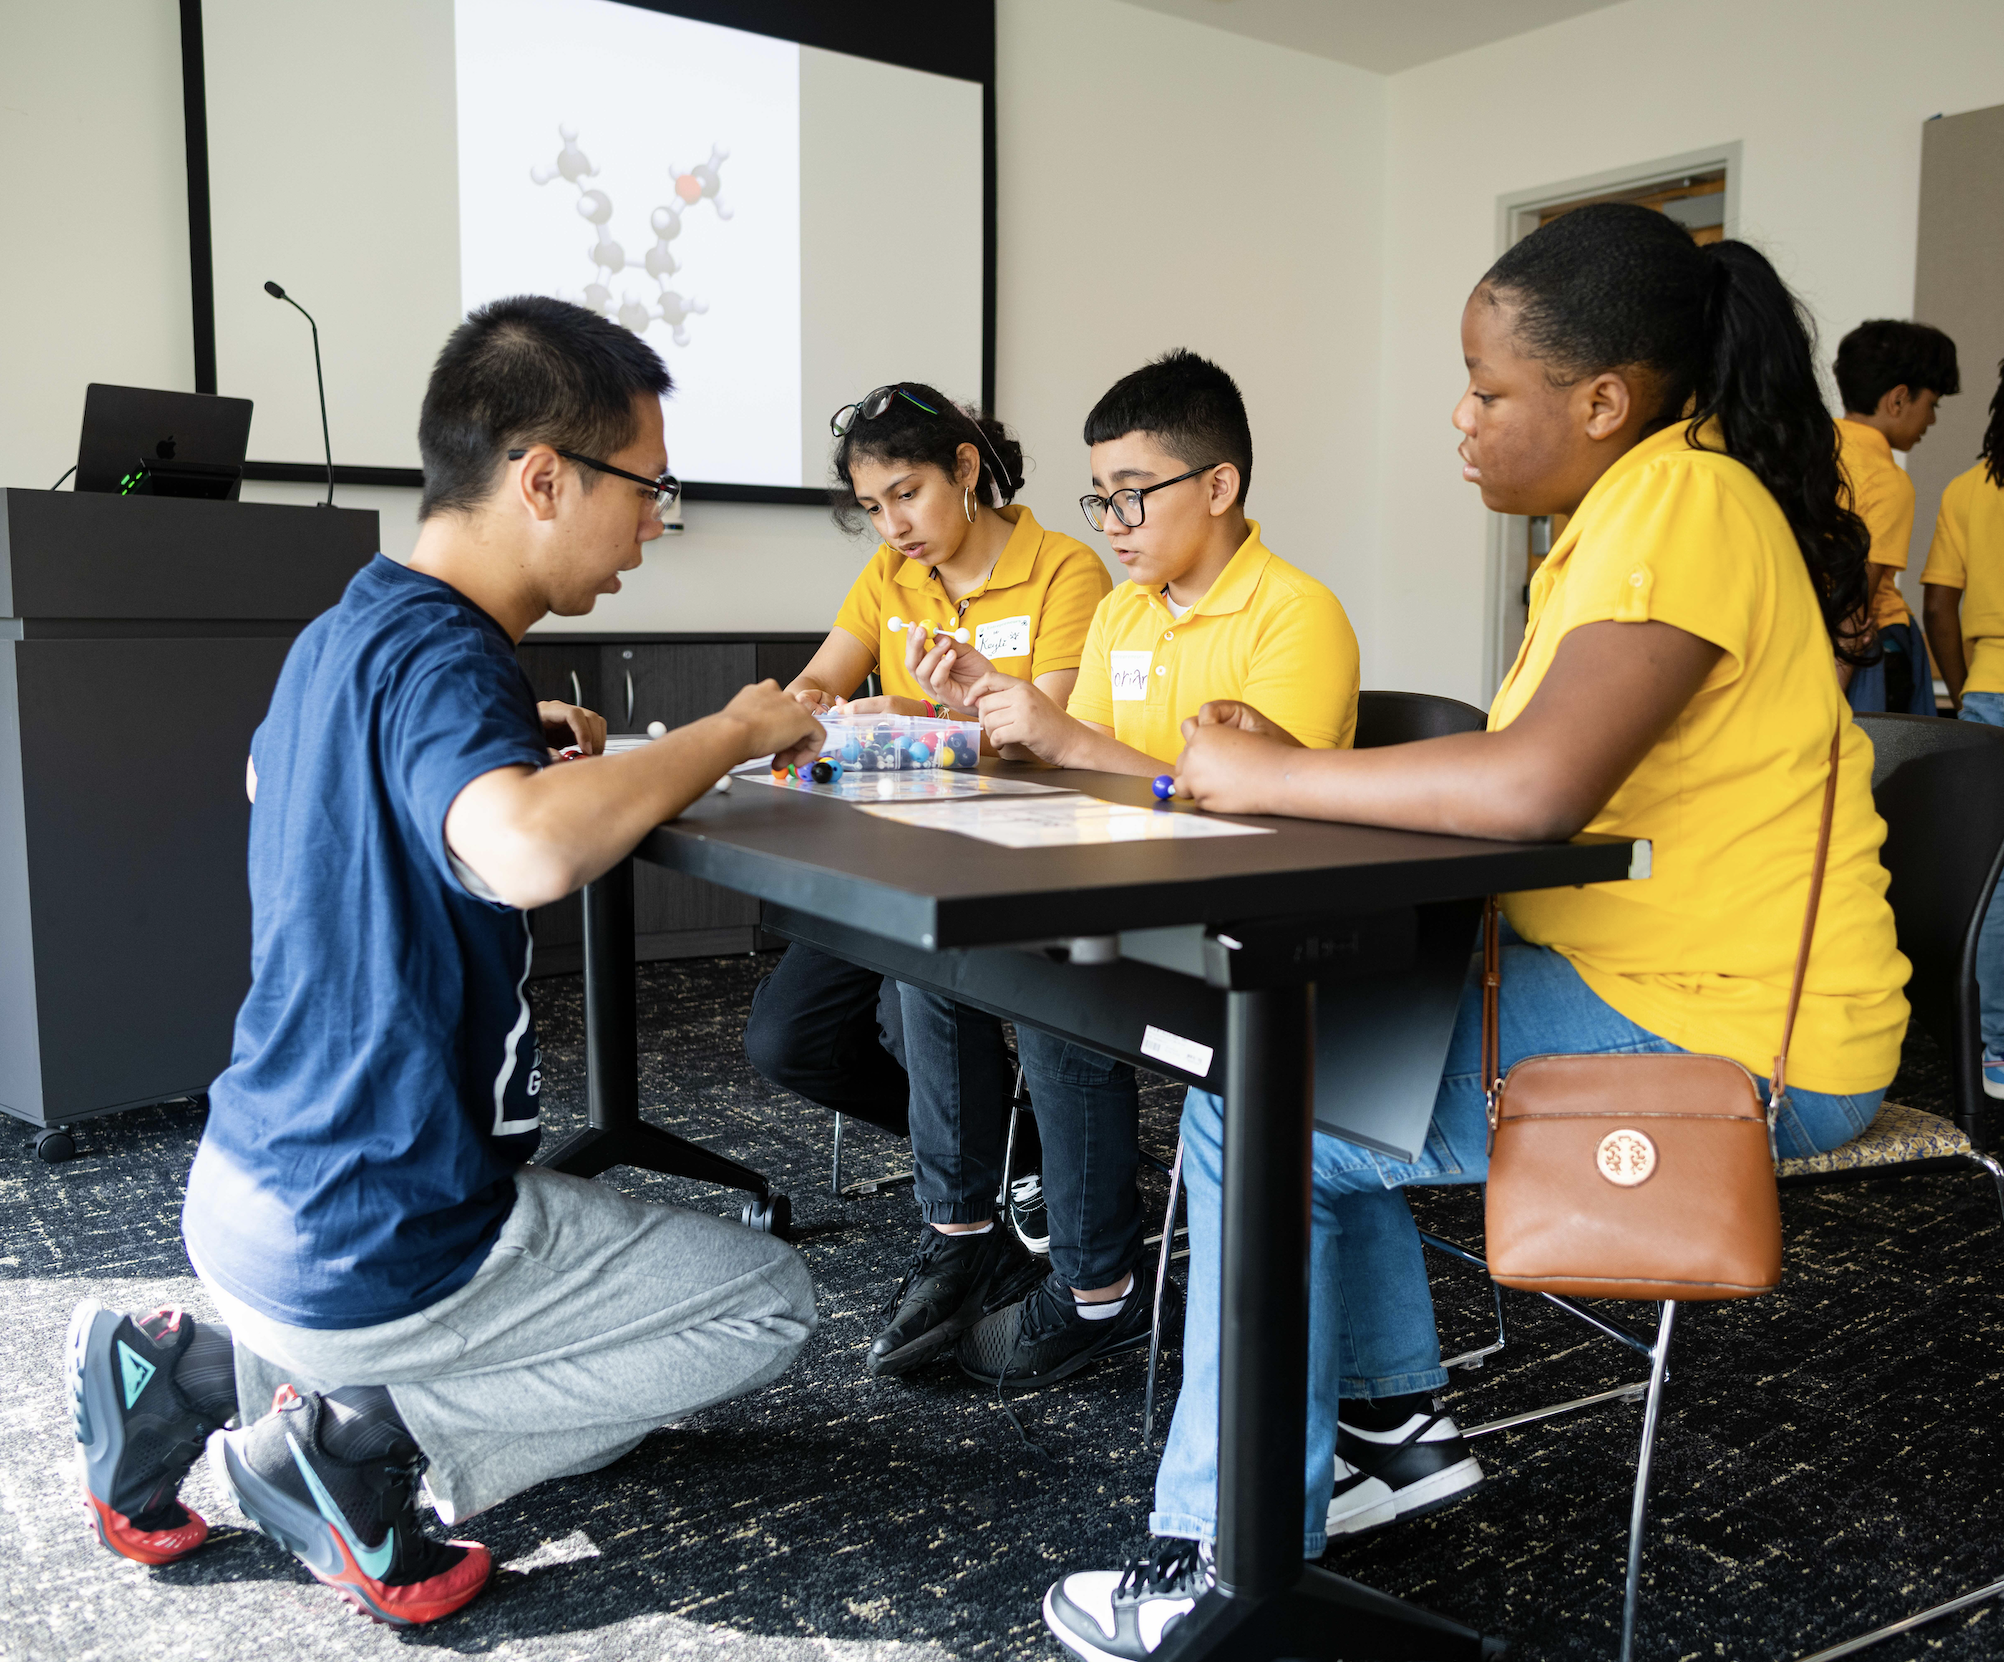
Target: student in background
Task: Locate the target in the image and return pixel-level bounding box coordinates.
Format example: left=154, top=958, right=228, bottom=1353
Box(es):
left=1922, top=356, right=2004, bottom=1096
left=1041, top=210, right=1908, bottom=1660
left=1833, top=319, right=1959, bottom=713
left=909, top=350, right=1358, bottom=1395
left=744, top=388, right=1113, bottom=1344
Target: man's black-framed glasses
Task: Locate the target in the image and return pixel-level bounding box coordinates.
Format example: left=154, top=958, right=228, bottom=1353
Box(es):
left=507, top=447, right=682, bottom=523
left=830, top=384, right=938, bottom=437
left=1079, top=463, right=1219, bottom=533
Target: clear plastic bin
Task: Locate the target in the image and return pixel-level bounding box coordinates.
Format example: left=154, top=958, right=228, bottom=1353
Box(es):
left=813, top=712, right=982, bottom=772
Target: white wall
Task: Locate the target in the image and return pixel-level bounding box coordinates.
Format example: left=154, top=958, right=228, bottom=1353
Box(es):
left=1377, top=0, right=2004, bottom=703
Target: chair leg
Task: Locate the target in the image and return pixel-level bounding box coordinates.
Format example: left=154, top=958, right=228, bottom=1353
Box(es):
left=999, top=1078, right=1025, bottom=1210
left=1976, top=1152, right=2004, bottom=1227
left=1620, top=1301, right=1679, bottom=1662
left=1142, top=1135, right=1185, bottom=1447
left=830, top=1111, right=845, bottom=1197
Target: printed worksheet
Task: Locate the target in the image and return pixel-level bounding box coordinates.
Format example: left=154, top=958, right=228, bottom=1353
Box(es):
left=854, top=796, right=1274, bottom=849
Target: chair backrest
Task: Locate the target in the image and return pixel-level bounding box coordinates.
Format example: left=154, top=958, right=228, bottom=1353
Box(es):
left=1355, top=690, right=1488, bottom=749
left=1855, top=712, right=2004, bottom=1141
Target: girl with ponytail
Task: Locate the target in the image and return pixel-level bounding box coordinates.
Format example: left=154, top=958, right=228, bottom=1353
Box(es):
left=1042, top=204, right=1912, bottom=1644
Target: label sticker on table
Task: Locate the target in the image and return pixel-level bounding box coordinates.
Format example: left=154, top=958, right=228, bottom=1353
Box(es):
left=975, top=614, right=1032, bottom=659
left=1109, top=651, right=1153, bottom=701
left=853, top=795, right=1274, bottom=848
left=1141, top=1025, right=1213, bottom=1077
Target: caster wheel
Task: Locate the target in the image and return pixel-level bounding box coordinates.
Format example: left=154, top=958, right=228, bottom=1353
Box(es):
left=740, top=1193, right=792, bottom=1239
left=35, top=1128, right=77, bottom=1164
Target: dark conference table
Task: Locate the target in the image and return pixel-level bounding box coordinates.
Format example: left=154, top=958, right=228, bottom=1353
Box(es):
left=553, top=760, right=1639, bottom=1659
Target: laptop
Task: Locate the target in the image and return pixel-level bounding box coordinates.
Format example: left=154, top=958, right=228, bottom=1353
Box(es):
left=75, top=384, right=254, bottom=501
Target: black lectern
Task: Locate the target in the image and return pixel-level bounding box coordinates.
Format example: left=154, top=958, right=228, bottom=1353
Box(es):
left=0, top=489, right=375, bottom=1144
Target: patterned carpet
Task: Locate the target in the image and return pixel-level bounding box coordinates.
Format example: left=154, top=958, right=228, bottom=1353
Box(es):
left=3, top=952, right=2001, bottom=1662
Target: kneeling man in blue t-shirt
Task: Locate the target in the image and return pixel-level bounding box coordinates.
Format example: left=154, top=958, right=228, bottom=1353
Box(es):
left=63, top=296, right=824, bottom=1625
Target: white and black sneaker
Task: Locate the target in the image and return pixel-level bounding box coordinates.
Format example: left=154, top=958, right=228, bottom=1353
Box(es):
left=1326, top=1395, right=1483, bottom=1536
left=1044, top=1539, right=1213, bottom=1661
left=1009, top=1174, right=1051, bottom=1256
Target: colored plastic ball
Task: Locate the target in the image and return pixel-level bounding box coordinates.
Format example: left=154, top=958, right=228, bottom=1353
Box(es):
left=811, top=759, right=833, bottom=784
left=937, top=743, right=957, bottom=769
left=841, top=740, right=860, bottom=764
left=1152, top=775, right=1175, bottom=801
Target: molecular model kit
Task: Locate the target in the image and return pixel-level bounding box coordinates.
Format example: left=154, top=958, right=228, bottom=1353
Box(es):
left=531, top=125, right=731, bottom=344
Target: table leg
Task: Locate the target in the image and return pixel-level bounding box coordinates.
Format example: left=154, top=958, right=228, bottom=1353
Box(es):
left=1156, top=983, right=1500, bottom=1661
left=537, top=858, right=774, bottom=1200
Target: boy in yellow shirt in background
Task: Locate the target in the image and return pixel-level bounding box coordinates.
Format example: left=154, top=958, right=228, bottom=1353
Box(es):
left=907, top=350, right=1358, bottom=1392
left=1833, top=319, right=1960, bottom=713
left=1923, top=357, right=2004, bottom=1094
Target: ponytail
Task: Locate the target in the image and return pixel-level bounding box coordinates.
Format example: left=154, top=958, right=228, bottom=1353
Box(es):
left=1982, top=358, right=2004, bottom=489
left=829, top=383, right=1026, bottom=535
left=1482, top=203, right=1872, bottom=664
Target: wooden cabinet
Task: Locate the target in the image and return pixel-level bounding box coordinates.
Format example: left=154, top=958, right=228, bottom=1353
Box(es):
left=517, top=633, right=820, bottom=974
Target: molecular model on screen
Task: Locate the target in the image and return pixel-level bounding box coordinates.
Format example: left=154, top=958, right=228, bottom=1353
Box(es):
left=530, top=125, right=731, bottom=345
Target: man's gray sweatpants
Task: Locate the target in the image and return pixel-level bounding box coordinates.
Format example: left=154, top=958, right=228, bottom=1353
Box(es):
left=193, top=1166, right=817, bottom=1521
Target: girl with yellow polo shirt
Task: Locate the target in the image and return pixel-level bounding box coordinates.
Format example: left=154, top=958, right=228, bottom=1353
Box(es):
left=1041, top=203, right=1910, bottom=1655
left=744, top=385, right=1111, bottom=1365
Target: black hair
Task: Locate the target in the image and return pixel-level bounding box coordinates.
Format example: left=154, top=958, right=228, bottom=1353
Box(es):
left=1833, top=319, right=1961, bottom=415
left=418, top=294, right=672, bottom=520
left=1481, top=202, right=1872, bottom=664
left=1982, top=358, right=2004, bottom=488
left=1082, top=349, right=1253, bottom=506
left=829, top=384, right=1024, bottom=535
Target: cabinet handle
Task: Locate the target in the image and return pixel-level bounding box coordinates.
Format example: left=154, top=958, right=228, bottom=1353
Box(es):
left=570, top=670, right=582, bottom=705
left=625, top=670, right=635, bottom=725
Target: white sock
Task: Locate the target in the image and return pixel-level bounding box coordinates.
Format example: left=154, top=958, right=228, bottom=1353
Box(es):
left=1075, top=1274, right=1133, bottom=1320
left=933, top=1220, right=994, bottom=1236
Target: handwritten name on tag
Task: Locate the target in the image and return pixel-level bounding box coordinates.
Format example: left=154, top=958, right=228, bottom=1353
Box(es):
left=1110, top=651, right=1153, bottom=701
left=975, top=615, right=1032, bottom=659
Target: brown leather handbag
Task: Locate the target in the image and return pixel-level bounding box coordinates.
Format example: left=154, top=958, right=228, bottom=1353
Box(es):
left=1481, top=729, right=1841, bottom=1302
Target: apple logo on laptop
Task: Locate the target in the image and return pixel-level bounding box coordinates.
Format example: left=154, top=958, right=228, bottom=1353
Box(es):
left=156, top=436, right=177, bottom=459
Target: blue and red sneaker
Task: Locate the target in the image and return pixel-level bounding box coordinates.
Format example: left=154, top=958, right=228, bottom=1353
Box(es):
left=207, top=1385, right=491, bottom=1626
left=64, top=1300, right=223, bottom=1565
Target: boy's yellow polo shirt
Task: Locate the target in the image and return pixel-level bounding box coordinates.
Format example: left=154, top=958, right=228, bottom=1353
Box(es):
left=1921, top=461, right=2004, bottom=695
left=832, top=505, right=1110, bottom=705
left=1493, top=421, right=1909, bottom=1096
left=1067, top=522, right=1358, bottom=764
left=1835, top=417, right=1916, bottom=630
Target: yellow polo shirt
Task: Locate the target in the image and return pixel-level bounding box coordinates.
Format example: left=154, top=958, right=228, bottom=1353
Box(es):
left=1493, top=421, right=1908, bottom=1096
left=1835, top=417, right=1916, bottom=630
left=832, top=505, right=1111, bottom=704
left=1920, top=461, right=2004, bottom=695
left=1067, top=522, right=1358, bottom=764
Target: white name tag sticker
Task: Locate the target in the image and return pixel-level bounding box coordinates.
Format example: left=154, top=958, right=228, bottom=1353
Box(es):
left=1141, top=1025, right=1214, bottom=1078
left=1109, top=650, right=1153, bottom=701
left=975, top=614, right=1032, bottom=659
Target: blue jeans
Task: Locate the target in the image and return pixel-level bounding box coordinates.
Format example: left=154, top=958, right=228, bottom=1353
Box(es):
left=1959, top=691, right=2004, bottom=1054
left=900, top=988, right=1145, bottom=1291
left=1151, top=931, right=1887, bottom=1556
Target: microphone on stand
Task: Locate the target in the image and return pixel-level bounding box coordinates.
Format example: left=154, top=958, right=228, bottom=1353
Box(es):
left=264, top=280, right=334, bottom=506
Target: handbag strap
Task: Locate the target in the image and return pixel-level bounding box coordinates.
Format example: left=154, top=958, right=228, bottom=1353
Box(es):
left=1481, top=724, right=1844, bottom=1129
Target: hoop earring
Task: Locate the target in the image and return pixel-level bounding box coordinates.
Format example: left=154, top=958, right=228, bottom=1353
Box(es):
left=963, top=487, right=975, bottom=523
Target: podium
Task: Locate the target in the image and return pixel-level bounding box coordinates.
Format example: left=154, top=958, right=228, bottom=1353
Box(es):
left=0, top=489, right=375, bottom=1138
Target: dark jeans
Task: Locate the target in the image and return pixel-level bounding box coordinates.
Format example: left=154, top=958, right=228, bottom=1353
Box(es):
left=901, top=987, right=1144, bottom=1292
left=744, top=944, right=912, bottom=1135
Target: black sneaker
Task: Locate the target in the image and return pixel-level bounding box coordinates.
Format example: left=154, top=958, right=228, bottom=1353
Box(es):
left=1326, top=1396, right=1483, bottom=1535
left=207, top=1384, right=491, bottom=1625
left=65, top=1300, right=224, bottom=1565
left=867, top=1225, right=1035, bottom=1378
left=1009, top=1174, right=1051, bottom=1255
left=956, top=1268, right=1170, bottom=1391
left=1044, top=1538, right=1213, bottom=1660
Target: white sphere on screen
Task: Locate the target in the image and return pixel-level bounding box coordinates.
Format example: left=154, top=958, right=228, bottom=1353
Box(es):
left=645, top=242, right=679, bottom=279
left=583, top=283, right=612, bottom=312
left=646, top=721, right=667, bottom=739
left=576, top=189, right=612, bottom=225
left=650, top=205, right=683, bottom=239
left=617, top=298, right=653, bottom=333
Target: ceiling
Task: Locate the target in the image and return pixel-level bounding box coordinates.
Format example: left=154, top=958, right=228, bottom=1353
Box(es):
left=1110, top=0, right=1630, bottom=75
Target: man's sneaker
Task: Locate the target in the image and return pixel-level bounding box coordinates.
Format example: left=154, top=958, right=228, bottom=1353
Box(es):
left=1327, top=1397, right=1483, bottom=1535
left=1044, top=1539, right=1213, bottom=1661
left=957, top=1269, right=1170, bottom=1390
left=1984, top=1050, right=2004, bottom=1100
left=1009, top=1174, right=1051, bottom=1256
left=207, top=1385, right=490, bottom=1625
left=867, top=1225, right=1035, bottom=1378
left=65, top=1300, right=223, bottom=1565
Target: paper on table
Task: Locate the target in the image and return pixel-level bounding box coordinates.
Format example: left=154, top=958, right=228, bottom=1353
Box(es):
left=733, top=768, right=1077, bottom=803
left=855, top=795, right=1274, bottom=848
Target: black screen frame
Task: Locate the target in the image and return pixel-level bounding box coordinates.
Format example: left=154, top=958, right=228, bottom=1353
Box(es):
left=178, top=0, right=997, bottom=506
